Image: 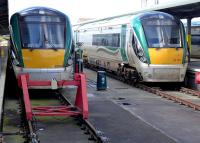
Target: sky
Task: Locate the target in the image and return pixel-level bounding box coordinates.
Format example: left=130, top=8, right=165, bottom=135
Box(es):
left=9, top=0, right=197, bottom=24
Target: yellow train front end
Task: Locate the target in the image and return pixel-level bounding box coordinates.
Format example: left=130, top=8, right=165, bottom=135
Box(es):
left=10, top=7, right=74, bottom=87
left=131, top=12, right=189, bottom=82
left=22, top=49, right=65, bottom=68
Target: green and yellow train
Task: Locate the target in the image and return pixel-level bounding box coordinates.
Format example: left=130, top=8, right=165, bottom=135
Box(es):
left=74, top=11, right=189, bottom=82
left=10, top=7, right=74, bottom=85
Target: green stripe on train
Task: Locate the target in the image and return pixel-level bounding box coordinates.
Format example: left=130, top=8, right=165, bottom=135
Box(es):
left=64, top=16, right=72, bottom=66
left=131, top=17, right=150, bottom=64
left=10, top=14, right=24, bottom=67
left=120, top=24, right=128, bottom=62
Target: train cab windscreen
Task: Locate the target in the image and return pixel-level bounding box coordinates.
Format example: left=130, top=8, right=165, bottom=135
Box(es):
left=20, top=16, right=65, bottom=49
left=142, top=16, right=182, bottom=48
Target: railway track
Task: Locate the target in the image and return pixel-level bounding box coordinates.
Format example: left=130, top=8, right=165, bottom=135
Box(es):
left=85, top=65, right=200, bottom=111
left=137, top=84, right=200, bottom=111
left=56, top=91, right=110, bottom=143
left=4, top=89, right=110, bottom=143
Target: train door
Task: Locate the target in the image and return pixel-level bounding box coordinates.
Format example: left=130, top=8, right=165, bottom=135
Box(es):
left=126, top=28, right=135, bottom=66
left=120, top=24, right=128, bottom=62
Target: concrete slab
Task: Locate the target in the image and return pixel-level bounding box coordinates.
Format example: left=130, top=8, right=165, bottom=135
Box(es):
left=85, top=68, right=200, bottom=143
left=0, top=46, right=8, bottom=128
left=89, top=99, right=176, bottom=143
left=3, top=99, right=24, bottom=143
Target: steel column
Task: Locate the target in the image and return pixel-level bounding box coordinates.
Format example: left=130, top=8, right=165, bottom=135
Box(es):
left=187, top=18, right=192, bottom=51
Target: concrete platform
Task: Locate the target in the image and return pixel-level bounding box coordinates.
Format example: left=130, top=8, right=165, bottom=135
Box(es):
left=0, top=46, right=8, bottom=130
left=84, top=68, right=200, bottom=143
left=3, top=67, right=200, bottom=143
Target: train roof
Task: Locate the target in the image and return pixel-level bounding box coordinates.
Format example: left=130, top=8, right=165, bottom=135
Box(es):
left=74, top=11, right=178, bottom=30
left=11, top=7, right=67, bottom=18
left=74, top=15, right=132, bottom=30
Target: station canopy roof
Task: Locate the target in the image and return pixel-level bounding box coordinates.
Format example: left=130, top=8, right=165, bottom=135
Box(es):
left=76, top=0, right=200, bottom=26
left=148, top=0, right=200, bottom=19
left=0, top=0, right=200, bottom=34
left=0, top=0, right=8, bottom=35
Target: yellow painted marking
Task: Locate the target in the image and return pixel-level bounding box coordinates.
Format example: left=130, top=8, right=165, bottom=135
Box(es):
left=22, top=49, right=65, bottom=68
left=187, top=34, right=192, bottom=50
left=148, top=48, right=183, bottom=64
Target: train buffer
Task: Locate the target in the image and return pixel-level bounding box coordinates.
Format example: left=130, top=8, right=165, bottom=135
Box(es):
left=17, top=73, right=89, bottom=121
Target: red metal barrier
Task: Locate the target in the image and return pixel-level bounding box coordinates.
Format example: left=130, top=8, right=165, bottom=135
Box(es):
left=17, top=73, right=88, bottom=121
left=195, top=72, right=200, bottom=84
left=74, top=73, right=88, bottom=119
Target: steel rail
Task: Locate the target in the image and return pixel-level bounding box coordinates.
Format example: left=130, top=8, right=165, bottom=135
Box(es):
left=180, top=87, right=200, bottom=98
left=17, top=88, right=110, bottom=143
left=56, top=91, right=110, bottom=143
left=137, top=84, right=200, bottom=111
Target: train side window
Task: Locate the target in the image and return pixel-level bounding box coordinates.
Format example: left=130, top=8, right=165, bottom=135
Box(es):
left=132, top=34, right=135, bottom=47
left=92, top=33, right=120, bottom=48
left=191, top=35, right=200, bottom=45
left=132, top=34, right=138, bottom=54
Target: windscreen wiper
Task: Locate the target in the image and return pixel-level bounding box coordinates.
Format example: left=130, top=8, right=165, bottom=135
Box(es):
left=44, top=33, right=57, bottom=50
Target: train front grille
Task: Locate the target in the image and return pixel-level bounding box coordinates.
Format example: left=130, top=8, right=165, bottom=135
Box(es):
left=153, top=68, right=180, bottom=80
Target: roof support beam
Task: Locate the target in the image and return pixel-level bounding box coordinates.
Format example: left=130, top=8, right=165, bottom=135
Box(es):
left=187, top=18, right=192, bottom=50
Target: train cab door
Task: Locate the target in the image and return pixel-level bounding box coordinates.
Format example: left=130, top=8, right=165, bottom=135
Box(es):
left=120, top=24, right=128, bottom=62
left=126, top=28, right=136, bottom=67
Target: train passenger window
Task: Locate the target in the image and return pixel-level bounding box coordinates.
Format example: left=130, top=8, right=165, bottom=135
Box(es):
left=191, top=35, right=200, bottom=45
left=92, top=33, right=120, bottom=48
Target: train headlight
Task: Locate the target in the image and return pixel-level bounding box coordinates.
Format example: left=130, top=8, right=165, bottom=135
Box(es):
left=67, top=58, right=73, bottom=66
